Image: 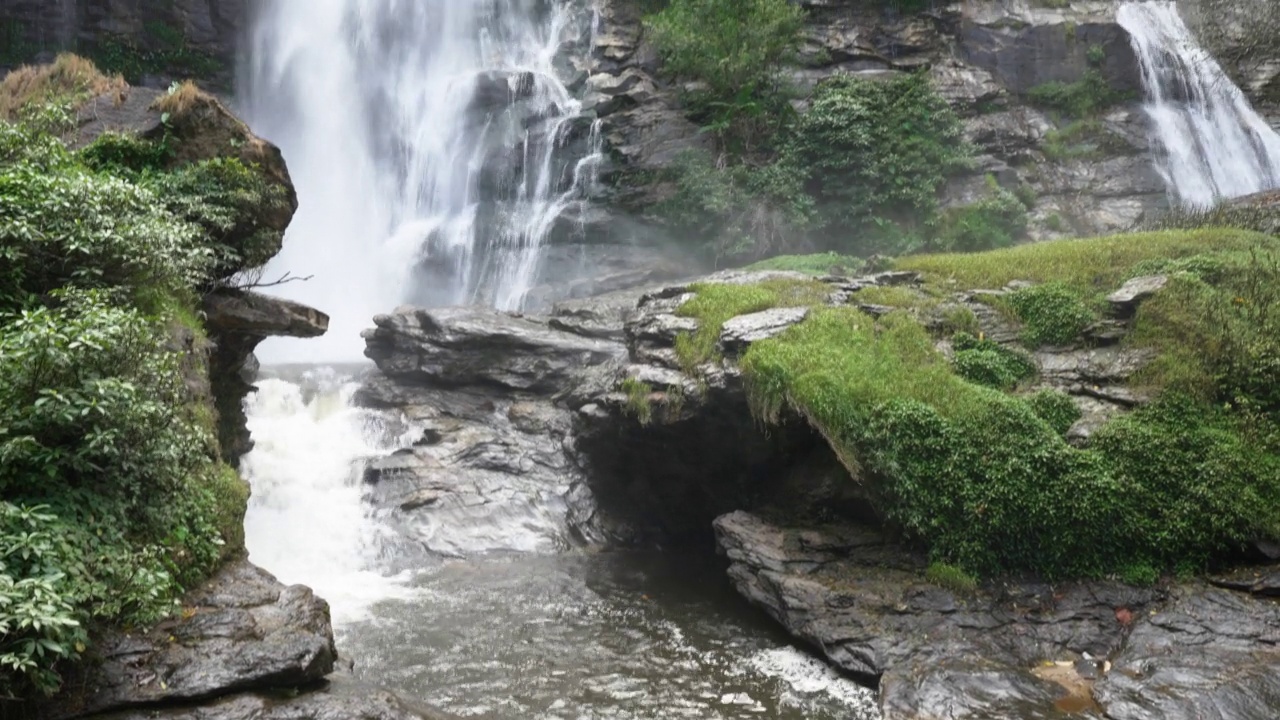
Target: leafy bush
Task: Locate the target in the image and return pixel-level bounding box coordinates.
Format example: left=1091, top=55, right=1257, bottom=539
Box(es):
left=1006, top=282, right=1096, bottom=347
left=1027, top=389, right=1082, bottom=436
left=0, top=147, right=210, bottom=310
left=0, top=503, right=87, bottom=697
left=78, top=130, right=173, bottom=175
left=657, top=150, right=813, bottom=262
left=951, top=332, right=1037, bottom=389
left=782, top=72, right=970, bottom=252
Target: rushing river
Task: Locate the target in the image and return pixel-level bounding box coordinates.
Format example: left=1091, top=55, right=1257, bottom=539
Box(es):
left=241, top=368, right=880, bottom=720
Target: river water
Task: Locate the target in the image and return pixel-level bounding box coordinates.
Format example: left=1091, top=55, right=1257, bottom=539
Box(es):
left=240, top=368, right=881, bottom=719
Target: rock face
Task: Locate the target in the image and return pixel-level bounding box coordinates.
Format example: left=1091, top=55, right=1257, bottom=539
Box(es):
left=715, top=511, right=1280, bottom=720
left=588, top=0, right=1166, bottom=236
left=203, top=289, right=329, bottom=464
left=34, top=561, right=443, bottom=720
left=0, top=0, right=243, bottom=87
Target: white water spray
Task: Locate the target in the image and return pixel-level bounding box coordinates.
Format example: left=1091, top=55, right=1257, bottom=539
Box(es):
left=1119, top=1, right=1280, bottom=207
left=241, top=370, right=415, bottom=623
left=241, top=0, right=603, bottom=362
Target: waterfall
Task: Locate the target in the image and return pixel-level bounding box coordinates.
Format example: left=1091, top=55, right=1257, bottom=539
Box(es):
left=1118, top=1, right=1280, bottom=207
left=240, top=0, right=603, bottom=362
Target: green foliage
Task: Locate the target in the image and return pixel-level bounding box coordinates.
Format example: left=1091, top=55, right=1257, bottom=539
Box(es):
left=90, top=23, right=222, bottom=84
left=657, top=150, right=813, bottom=262
left=0, top=113, right=265, bottom=696
left=0, top=503, right=87, bottom=697
left=0, top=139, right=211, bottom=310
left=78, top=131, right=172, bottom=175
left=1042, top=119, right=1130, bottom=160
left=747, top=252, right=865, bottom=276
left=1027, top=389, right=1082, bottom=436
left=951, top=332, right=1037, bottom=389
left=1027, top=70, right=1126, bottom=119
left=783, top=73, right=970, bottom=252
left=739, top=304, right=1280, bottom=579
left=933, top=179, right=1029, bottom=253
left=145, top=157, right=289, bottom=275
left=1006, top=282, right=1096, bottom=347
left=925, top=562, right=978, bottom=594
left=645, top=0, right=804, bottom=148
left=895, top=228, right=1275, bottom=290
left=622, top=378, right=655, bottom=426
left=1132, top=251, right=1280, bottom=419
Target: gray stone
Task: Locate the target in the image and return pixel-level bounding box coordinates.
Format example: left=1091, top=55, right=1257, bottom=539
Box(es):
left=719, top=307, right=809, bottom=355
left=41, top=562, right=336, bottom=720
left=1108, top=275, right=1169, bottom=317
left=93, top=675, right=450, bottom=720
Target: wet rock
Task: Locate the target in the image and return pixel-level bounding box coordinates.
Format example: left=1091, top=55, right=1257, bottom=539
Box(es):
left=42, top=562, right=337, bottom=720
left=363, top=306, right=623, bottom=394
left=1093, top=588, right=1280, bottom=720
left=93, top=675, right=450, bottom=720
left=204, top=290, right=329, bottom=465
left=719, top=307, right=809, bottom=356
left=1108, top=275, right=1169, bottom=317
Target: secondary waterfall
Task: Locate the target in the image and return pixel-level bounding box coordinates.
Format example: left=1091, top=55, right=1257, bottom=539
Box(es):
left=241, top=0, right=603, bottom=362
left=1118, top=1, right=1280, bottom=207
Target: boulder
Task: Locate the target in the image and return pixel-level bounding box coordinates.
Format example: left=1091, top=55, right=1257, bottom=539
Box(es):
left=1107, top=275, right=1168, bottom=317
left=715, top=511, right=1280, bottom=720
left=41, top=562, right=336, bottom=720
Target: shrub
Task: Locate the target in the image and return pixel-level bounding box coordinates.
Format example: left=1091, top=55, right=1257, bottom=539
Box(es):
left=1027, top=389, right=1082, bottom=436
left=657, top=150, right=813, bottom=262
left=0, top=503, right=88, bottom=697
left=738, top=304, right=1280, bottom=578
left=1027, top=70, right=1125, bottom=119
left=933, top=179, right=1029, bottom=253
left=782, top=72, right=970, bottom=252
left=0, top=153, right=210, bottom=310
left=1006, top=282, right=1096, bottom=347
left=951, top=332, right=1037, bottom=389
left=78, top=131, right=173, bottom=175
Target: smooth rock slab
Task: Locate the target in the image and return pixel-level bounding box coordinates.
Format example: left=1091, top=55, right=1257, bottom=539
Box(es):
left=44, top=562, right=336, bottom=720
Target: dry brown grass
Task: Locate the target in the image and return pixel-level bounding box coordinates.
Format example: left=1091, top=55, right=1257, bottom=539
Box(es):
left=149, top=80, right=205, bottom=117
left=0, top=53, right=126, bottom=120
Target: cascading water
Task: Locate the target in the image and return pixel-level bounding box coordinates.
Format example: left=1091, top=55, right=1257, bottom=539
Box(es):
left=241, top=0, right=603, bottom=362
left=238, top=1, right=878, bottom=717
left=1119, top=1, right=1280, bottom=207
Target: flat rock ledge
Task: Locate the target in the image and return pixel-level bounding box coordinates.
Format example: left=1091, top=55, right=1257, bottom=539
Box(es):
left=37, top=561, right=444, bottom=720
left=715, top=511, right=1280, bottom=720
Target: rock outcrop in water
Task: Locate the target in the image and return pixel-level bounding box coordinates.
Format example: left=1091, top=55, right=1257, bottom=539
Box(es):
left=359, top=266, right=1280, bottom=719
left=40, top=562, right=444, bottom=720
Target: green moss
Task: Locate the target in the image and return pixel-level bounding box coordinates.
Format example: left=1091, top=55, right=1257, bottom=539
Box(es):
left=740, top=305, right=1280, bottom=579
left=926, top=562, right=978, bottom=594
left=1043, top=119, right=1130, bottom=160
left=895, top=228, right=1275, bottom=291
left=675, top=278, right=830, bottom=371
left=747, top=252, right=865, bottom=275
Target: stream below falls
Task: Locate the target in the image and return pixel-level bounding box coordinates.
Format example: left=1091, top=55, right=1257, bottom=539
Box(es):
left=240, top=366, right=881, bottom=719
